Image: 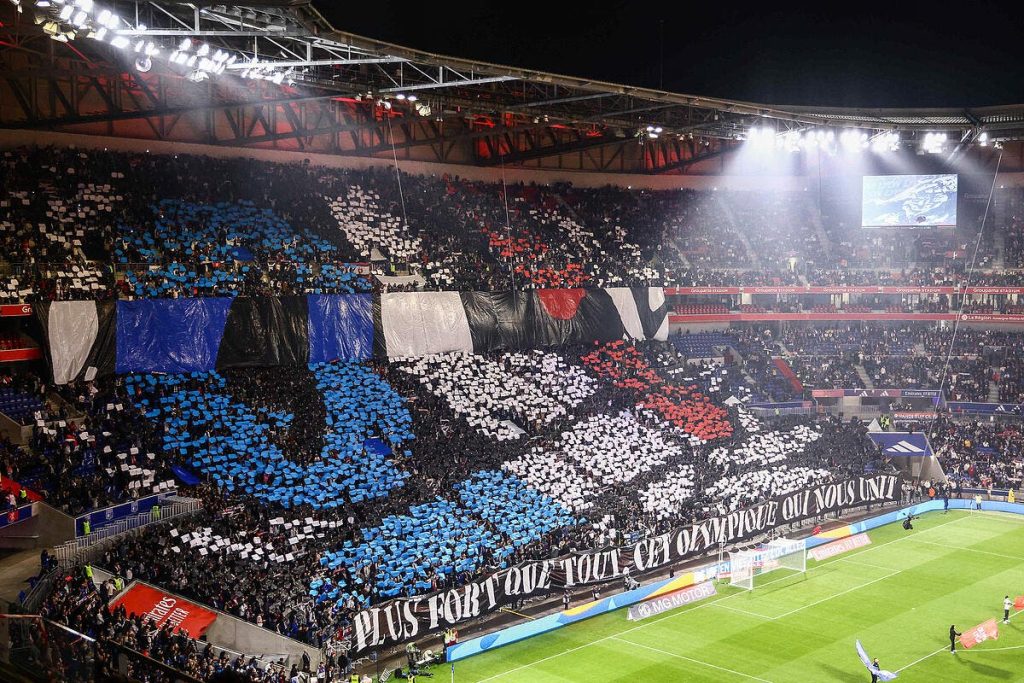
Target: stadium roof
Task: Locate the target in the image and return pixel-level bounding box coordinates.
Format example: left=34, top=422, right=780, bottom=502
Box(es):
left=1, top=0, right=1022, bottom=173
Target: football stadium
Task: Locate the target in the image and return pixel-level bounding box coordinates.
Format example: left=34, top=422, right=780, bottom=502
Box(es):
left=0, top=2, right=1023, bottom=682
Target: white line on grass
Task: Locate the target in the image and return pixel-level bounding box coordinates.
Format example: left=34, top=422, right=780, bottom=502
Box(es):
left=969, top=510, right=1024, bottom=524
left=610, top=636, right=774, bottom=682
left=770, top=570, right=902, bottom=620
left=960, top=644, right=1024, bottom=652
left=895, top=608, right=1023, bottom=673
left=894, top=645, right=948, bottom=672
left=713, top=603, right=774, bottom=620
left=472, top=512, right=975, bottom=682
left=904, top=538, right=1024, bottom=561
left=835, top=557, right=898, bottom=572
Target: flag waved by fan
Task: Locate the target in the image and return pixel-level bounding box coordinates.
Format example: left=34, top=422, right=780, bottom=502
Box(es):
left=856, top=640, right=898, bottom=681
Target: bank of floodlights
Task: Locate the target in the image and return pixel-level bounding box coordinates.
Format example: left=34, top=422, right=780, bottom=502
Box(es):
left=871, top=131, right=900, bottom=152
left=922, top=131, right=947, bottom=153
left=28, top=0, right=287, bottom=84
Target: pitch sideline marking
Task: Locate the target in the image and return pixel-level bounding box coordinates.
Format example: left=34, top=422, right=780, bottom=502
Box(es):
left=610, top=636, right=774, bottom=682
left=904, top=538, right=1024, bottom=561
left=961, top=644, right=1024, bottom=653
left=894, top=608, right=1023, bottom=673
left=894, top=645, right=948, bottom=673
left=471, top=512, right=973, bottom=682
left=969, top=509, right=1024, bottom=524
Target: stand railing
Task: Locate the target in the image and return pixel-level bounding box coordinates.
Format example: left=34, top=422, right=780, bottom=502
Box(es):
left=53, top=496, right=201, bottom=567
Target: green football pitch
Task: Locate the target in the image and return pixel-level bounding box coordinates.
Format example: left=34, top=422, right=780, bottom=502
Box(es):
left=446, top=510, right=1024, bottom=682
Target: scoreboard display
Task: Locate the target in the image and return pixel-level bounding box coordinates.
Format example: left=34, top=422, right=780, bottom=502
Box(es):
left=861, top=174, right=958, bottom=229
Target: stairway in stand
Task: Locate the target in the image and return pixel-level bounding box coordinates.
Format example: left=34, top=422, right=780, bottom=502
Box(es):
left=772, top=357, right=804, bottom=394
left=714, top=194, right=762, bottom=268
left=855, top=365, right=875, bottom=390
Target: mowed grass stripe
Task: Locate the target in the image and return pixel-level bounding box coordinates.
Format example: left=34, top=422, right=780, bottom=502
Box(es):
left=455, top=511, right=1024, bottom=682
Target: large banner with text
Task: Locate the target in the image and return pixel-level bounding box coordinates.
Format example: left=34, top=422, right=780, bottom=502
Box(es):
left=346, top=473, right=900, bottom=654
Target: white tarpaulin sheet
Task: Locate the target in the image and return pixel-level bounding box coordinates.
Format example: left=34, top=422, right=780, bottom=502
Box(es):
left=48, top=301, right=98, bottom=385
left=381, top=291, right=473, bottom=358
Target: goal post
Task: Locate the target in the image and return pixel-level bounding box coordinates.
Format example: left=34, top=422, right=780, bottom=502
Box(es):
left=729, top=538, right=807, bottom=590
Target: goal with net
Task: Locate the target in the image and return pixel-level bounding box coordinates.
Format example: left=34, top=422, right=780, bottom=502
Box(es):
left=728, top=537, right=807, bottom=590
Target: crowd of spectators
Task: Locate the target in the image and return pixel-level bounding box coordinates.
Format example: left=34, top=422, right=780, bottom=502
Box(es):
left=928, top=416, right=1023, bottom=490
left=718, top=324, right=1024, bottom=402
left=4, top=144, right=1022, bottom=683
left=6, top=340, right=883, bottom=662
left=0, top=373, right=177, bottom=515
left=36, top=564, right=330, bottom=682
left=5, top=145, right=1024, bottom=302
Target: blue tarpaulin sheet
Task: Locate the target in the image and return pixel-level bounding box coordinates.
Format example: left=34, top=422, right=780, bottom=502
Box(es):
left=116, top=299, right=232, bottom=374
left=307, top=294, right=373, bottom=362
left=363, top=438, right=392, bottom=457
left=171, top=465, right=202, bottom=486
left=231, top=246, right=255, bottom=261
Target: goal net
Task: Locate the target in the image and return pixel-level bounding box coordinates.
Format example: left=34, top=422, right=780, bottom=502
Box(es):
left=729, top=538, right=807, bottom=590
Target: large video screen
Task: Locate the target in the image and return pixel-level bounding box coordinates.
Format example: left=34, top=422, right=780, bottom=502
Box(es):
left=861, top=174, right=958, bottom=228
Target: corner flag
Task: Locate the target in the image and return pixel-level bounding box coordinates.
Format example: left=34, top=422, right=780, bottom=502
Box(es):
left=856, top=640, right=898, bottom=681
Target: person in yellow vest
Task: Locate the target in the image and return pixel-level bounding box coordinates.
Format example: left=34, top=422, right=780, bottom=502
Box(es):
left=443, top=627, right=459, bottom=661
left=974, top=494, right=983, bottom=510
left=83, top=519, right=91, bottom=536
left=17, top=488, right=27, bottom=505
left=113, top=576, right=124, bottom=593
left=84, top=564, right=93, bottom=581
left=349, top=672, right=358, bottom=683
left=152, top=504, right=161, bottom=521
left=1009, top=489, right=1016, bottom=504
